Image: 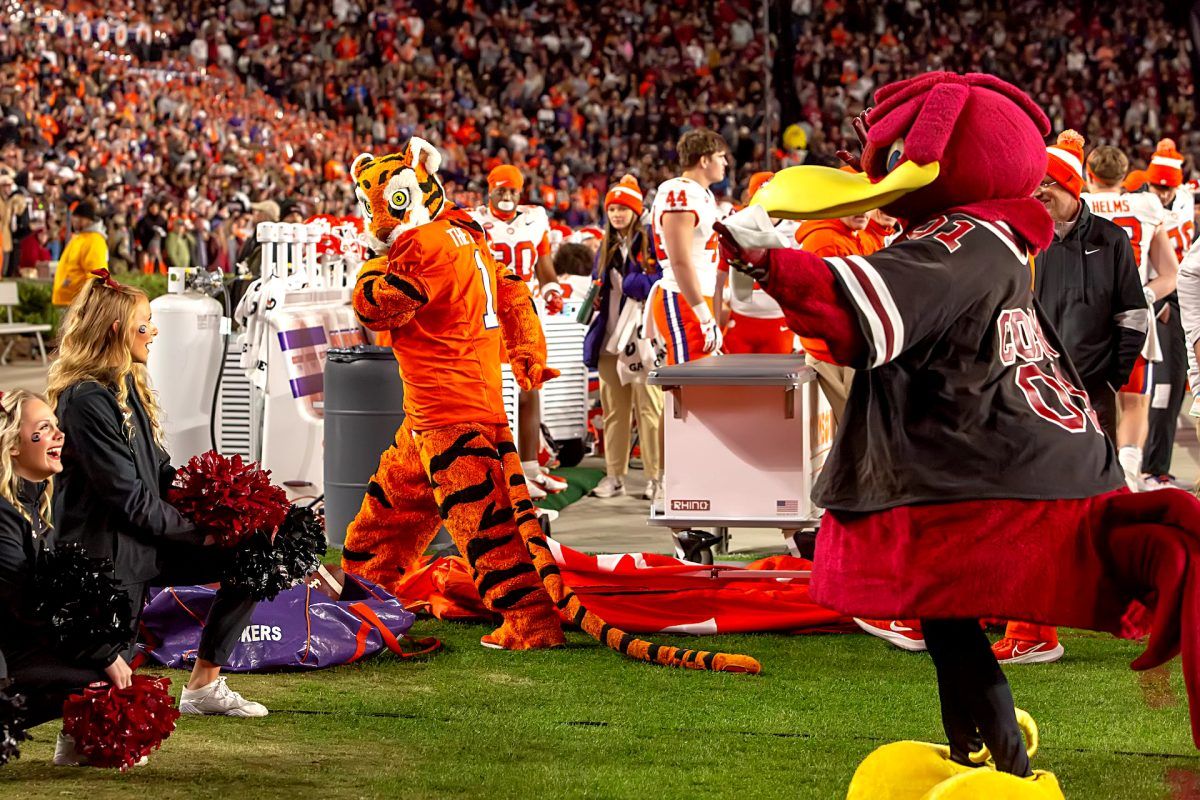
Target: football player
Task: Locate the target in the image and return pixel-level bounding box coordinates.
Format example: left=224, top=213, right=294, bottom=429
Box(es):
left=1141, top=139, right=1193, bottom=489
left=647, top=129, right=729, bottom=365
left=471, top=165, right=567, bottom=499
left=1082, top=145, right=1179, bottom=489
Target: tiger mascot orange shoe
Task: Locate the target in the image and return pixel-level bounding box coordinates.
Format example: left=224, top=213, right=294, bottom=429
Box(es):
left=339, top=137, right=760, bottom=673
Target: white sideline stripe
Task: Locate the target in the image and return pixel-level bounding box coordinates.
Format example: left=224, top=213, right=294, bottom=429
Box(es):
left=846, top=255, right=905, bottom=364
left=826, top=256, right=890, bottom=368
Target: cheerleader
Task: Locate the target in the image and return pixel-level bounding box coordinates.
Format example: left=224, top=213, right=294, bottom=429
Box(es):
left=0, top=390, right=130, bottom=764
left=46, top=271, right=266, bottom=718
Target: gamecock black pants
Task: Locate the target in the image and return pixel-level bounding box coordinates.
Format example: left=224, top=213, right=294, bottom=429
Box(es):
left=921, top=618, right=1031, bottom=777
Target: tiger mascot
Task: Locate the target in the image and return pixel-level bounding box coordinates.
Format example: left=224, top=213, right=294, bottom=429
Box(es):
left=340, top=137, right=760, bottom=672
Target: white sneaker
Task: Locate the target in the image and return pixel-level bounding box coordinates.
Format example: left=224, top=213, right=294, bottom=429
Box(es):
left=536, top=507, right=559, bottom=523
left=591, top=476, right=625, bottom=498
left=643, top=479, right=662, bottom=502
left=179, top=676, right=268, bottom=718
left=54, top=733, right=149, bottom=767
left=530, top=471, right=568, bottom=493
left=526, top=479, right=547, bottom=501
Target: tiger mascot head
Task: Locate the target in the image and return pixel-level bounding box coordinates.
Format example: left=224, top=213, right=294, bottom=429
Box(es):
left=351, top=136, right=447, bottom=253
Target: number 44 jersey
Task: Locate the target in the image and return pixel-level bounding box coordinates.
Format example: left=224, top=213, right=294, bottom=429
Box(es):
left=813, top=213, right=1126, bottom=513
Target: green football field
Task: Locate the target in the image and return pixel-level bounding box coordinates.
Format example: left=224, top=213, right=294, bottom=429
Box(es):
left=2, top=623, right=1197, bottom=799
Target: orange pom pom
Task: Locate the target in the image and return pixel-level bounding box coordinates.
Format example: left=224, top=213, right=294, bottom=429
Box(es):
left=1056, top=129, right=1085, bottom=150
left=1156, top=138, right=1179, bottom=155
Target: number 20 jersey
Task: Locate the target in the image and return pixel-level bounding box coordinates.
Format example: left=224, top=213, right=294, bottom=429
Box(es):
left=469, top=204, right=551, bottom=289
left=650, top=177, right=721, bottom=297
left=814, top=213, right=1125, bottom=513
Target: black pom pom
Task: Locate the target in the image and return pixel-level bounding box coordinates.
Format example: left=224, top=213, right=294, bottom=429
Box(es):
left=223, top=506, right=327, bottom=601
left=28, top=544, right=131, bottom=657
left=0, top=684, right=28, bottom=766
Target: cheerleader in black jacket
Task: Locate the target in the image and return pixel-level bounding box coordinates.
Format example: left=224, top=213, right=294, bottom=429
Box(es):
left=0, top=389, right=133, bottom=765
left=46, top=272, right=266, bottom=718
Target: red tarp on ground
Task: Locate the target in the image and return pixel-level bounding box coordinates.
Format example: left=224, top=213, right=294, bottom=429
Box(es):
left=391, top=538, right=854, bottom=635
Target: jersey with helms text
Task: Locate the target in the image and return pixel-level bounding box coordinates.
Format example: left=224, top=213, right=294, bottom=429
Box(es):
left=650, top=177, right=721, bottom=297
left=470, top=204, right=551, bottom=288
left=814, top=214, right=1125, bottom=512
left=1082, top=190, right=1166, bottom=284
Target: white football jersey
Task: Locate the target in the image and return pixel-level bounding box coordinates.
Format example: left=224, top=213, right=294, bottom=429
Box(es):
left=470, top=204, right=551, bottom=287
left=650, top=177, right=720, bottom=297
left=1082, top=190, right=1166, bottom=284
left=1161, top=185, right=1196, bottom=263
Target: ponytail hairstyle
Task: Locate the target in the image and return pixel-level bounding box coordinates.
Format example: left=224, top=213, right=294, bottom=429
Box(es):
left=0, top=390, right=53, bottom=525
left=46, top=271, right=164, bottom=448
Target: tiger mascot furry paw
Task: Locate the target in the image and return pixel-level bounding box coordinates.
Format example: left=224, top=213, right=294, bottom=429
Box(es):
left=340, top=137, right=760, bottom=672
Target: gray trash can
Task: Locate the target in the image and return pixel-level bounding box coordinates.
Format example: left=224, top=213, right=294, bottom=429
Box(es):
left=323, top=346, right=404, bottom=547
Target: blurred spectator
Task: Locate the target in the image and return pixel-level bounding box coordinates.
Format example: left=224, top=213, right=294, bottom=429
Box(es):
left=52, top=200, right=107, bottom=307
left=107, top=212, right=134, bottom=273
left=17, top=220, right=51, bottom=275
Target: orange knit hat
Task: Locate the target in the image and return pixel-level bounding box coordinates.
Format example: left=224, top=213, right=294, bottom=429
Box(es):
left=487, top=164, right=524, bottom=190
left=1045, top=130, right=1085, bottom=199
left=1146, top=138, right=1184, bottom=188
left=604, top=175, right=643, bottom=216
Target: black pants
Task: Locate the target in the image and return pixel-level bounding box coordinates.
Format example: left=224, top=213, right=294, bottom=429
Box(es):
left=1145, top=297, right=1187, bottom=476
left=123, top=541, right=257, bottom=666
left=921, top=619, right=1030, bottom=777
left=5, top=647, right=106, bottom=728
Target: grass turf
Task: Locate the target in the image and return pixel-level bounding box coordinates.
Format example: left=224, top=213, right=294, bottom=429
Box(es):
left=3, top=625, right=1197, bottom=799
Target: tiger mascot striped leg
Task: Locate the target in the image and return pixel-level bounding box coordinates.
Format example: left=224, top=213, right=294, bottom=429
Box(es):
left=491, top=426, right=763, bottom=674
left=411, top=422, right=566, bottom=649
left=342, top=420, right=443, bottom=589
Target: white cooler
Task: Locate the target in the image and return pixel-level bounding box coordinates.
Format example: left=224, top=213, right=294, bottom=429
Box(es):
left=647, top=355, right=832, bottom=548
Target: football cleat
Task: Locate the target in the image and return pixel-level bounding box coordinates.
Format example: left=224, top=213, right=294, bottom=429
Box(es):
left=854, top=618, right=927, bottom=651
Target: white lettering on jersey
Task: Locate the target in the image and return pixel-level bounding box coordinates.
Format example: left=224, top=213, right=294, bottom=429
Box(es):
left=650, top=177, right=720, bottom=297
left=996, top=307, right=1102, bottom=436
left=469, top=205, right=549, bottom=286
left=1082, top=190, right=1165, bottom=284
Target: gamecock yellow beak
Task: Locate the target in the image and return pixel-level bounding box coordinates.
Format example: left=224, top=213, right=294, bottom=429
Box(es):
left=751, top=160, right=941, bottom=220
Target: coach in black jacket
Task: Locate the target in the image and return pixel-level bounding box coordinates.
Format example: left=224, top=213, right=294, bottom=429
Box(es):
left=1034, top=147, right=1148, bottom=439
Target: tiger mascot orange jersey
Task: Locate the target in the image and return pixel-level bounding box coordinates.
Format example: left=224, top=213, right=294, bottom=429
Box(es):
left=342, top=138, right=759, bottom=672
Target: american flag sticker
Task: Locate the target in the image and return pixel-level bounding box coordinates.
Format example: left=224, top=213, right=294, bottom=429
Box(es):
left=777, top=500, right=799, bottom=514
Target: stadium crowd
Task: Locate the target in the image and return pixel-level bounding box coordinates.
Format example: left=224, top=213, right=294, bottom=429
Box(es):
left=0, top=0, right=1194, bottom=274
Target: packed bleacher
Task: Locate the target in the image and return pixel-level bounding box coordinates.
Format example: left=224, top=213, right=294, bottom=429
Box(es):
left=0, top=0, right=1194, bottom=274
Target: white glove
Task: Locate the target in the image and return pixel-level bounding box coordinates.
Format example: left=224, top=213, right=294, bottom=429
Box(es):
left=692, top=301, right=722, bottom=353
left=720, top=205, right=791, bottom=249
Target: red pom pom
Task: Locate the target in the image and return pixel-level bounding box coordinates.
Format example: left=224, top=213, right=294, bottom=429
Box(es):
left=62, top=675, right=181, bottom=770
left=168, top=451, right=290, bottom=547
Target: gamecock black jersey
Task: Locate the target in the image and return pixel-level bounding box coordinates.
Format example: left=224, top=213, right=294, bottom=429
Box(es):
left=815, top=213, right=1125, bottom=512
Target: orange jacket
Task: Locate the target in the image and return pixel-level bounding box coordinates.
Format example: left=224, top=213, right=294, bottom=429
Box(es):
left=794, top=219, right=864, bottom=258
left=858, top=218, right=897, bottom=255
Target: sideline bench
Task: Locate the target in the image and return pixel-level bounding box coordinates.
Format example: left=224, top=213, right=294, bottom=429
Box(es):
left=0, top=282, right=49, bottom=365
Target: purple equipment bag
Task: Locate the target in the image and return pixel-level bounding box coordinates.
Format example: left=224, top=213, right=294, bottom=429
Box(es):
left=139, top=570, right=439, bottom=672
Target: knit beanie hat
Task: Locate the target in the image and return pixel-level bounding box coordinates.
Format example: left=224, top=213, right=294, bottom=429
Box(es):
left=604, top=175, right=643, bottom=216
left=1146, top=138, right=1184, bottom=188
left=1045, top=130, right=1085, bottom=199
